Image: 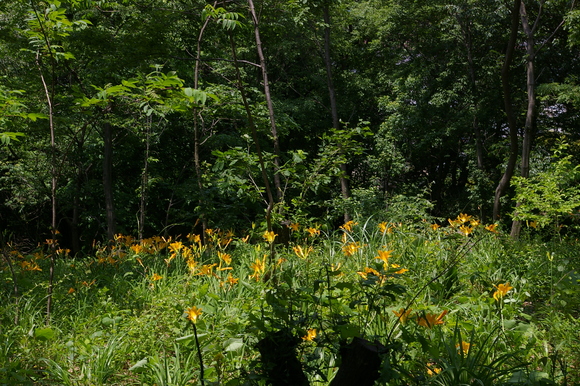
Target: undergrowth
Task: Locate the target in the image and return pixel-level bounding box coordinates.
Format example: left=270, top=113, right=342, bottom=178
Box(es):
left=1, top=215, right=579, bottom=385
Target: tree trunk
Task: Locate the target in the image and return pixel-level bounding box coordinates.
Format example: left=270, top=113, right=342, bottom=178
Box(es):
left=493, top=0, right=521, bottom=221
left=462, top=15, right=484, bottom=171
left=103, top=121, right=116, bottom=241
left=511, top=0, right=538, bottom=238
left=192, top=2, right=217, bottom=239
left=35, top=49, right=57, bottom=324
left=323, top=5, right=351, bottom=223
left=247, top=0, right=283, bottom=204
left=229, top=34, right=275, bottom=234
left=138, top=115, right=152, bottom=240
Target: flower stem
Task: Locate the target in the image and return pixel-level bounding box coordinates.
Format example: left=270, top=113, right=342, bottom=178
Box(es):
left=192, top=322, right=205, bottom=386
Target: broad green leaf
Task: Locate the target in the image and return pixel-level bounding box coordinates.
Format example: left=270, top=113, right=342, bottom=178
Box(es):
left=223, top=338, right=244, bottom=352
left=128, top=358, right=148, bottom=373
left=25, top=113, right=48, bottom=121
left=34, top=327, right=56, bottom=341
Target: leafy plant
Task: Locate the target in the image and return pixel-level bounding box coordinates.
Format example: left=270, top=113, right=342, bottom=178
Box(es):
left=512, top=142, right=580, bottom=233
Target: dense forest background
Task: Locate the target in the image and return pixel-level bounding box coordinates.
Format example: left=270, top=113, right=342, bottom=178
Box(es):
left=2, top=0, right=580, bottom=251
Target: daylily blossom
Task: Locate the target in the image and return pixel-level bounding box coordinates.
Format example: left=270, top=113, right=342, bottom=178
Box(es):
left=262, top=230, right=277, bottom=243
left=485, top=223, right=498, bottom=233
left=218, top=251, right=232, bottom=265
left=169, top=241, right=183, bottom=254
left=357, top=266, right=381, bottom=280
left=186, top=258, right=197, bottom=274
left=456, top=341, right=472, bottom=355
left=375, top=250, right=393, bottom=267
left=459, top=225, right=474, bottom=236
left=20, top=261, right=42, bottom=271
left=378, top=222, right=394, bottom=234
left=493, top=282, right=513, bottom=301
left=427, top=364, right=442, bottom=376
left=249, top=255, right=267, bottom=281
left=417, top=310, right=448, bottom=328
left=289, top=223, right=300, bottom=231
left=457, top=213, right=472, bottom=223
left=342, top=242, right=361, bottom=256
left=197, top=263, right=218, bottom=277
left=448, top=218, right=461, bottom=228
left=187, top=233, right=201, bottom=243
left=221, top=273, right=239, bottom=289
left=302, top=328, right=317, bottom=341
left=393, top=308, right=413, bottom=324
left=391, top=264, right=408, bottom=274
left=293, top=245, right=313, bottom=259
left=307, top=227, right=320, bottom=237
left=186, top=306, right=203, bottom=323
left=340, top=220, right=358, bottom=232
left=378, top=222, right=388, bottom=233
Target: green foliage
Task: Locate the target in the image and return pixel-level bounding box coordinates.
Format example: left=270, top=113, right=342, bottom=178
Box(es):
left=565, top=9, right=580, bottom=47
left=512, top=142, right=580, bottom=231
left=24, top=0, right=91, bottom=61
left=2, top=215, right=578, bottom=384
left=201, top=4, right=244, bottom=31
left=0, top=85, right=48, bottom=145
left=137, top=343, right=199, bottom=386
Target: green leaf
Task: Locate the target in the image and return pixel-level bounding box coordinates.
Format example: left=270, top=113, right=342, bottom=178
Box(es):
left=128, top=358, right=148, bottom=373
left=24, top=113, right=48, bottom=121
left=336, top=323, right=360, bottom=339
left=34, top=327, right=56, bottom=341
left=1, top=132, right=25, bottom=145
left=101, top=316, right=115, bottom=326
left=224, top=338, right=244, bottom=352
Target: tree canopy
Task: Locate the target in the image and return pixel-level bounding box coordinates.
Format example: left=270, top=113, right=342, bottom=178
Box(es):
left=1, top=0, right=579, bottom=250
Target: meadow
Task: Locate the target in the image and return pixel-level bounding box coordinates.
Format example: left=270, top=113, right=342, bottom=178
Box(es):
left=1, top=214, right=579, bottom=385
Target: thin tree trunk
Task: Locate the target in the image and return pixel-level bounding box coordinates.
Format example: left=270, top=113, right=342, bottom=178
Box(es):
left=138, top=116, right=152, bottom=240
left=192, top=1, right=218, bottom=239
left=459, top=8, right=486, bottom=220
left=103, top=121, right=116, bottom=241
left=71, top=164, right=82, bottom=254
left=511, top=0, right=538, bottom=238
left=229, top=35, right=274, bottom=233
left=493, top=0, right=521, bottom=221
left=35, top=50, right=57, bottom=324
left=323, top=5, right=351, bottom=223
left=247, top=0, right=283, bottom=203
left=463, top=19, right=484, bottom=170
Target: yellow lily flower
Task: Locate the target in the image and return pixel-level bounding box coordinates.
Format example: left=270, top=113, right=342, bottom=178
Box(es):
left=340, top=220, right=358, bottom=232
left=262, top=230, right=277, bottom=243
left=417, top=310, right=448, bottom=328
left=186, top=306, right=203, bottom=323
left=293, top=245, right=313, bottom=259
left=342, top=242, right=361, bottom=256
left=485, top=223, right=498, bottom=233
left=375, top=250, right=393, bottom=266
left=302, top=328, right=317, bottom=341
left=456, top=341, right=472, bottom=355
left=392, top=308, right=413, bottom=324
left=307, top=227, right=320, bottom=237
left=493, top=282, right=513, bottom=301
